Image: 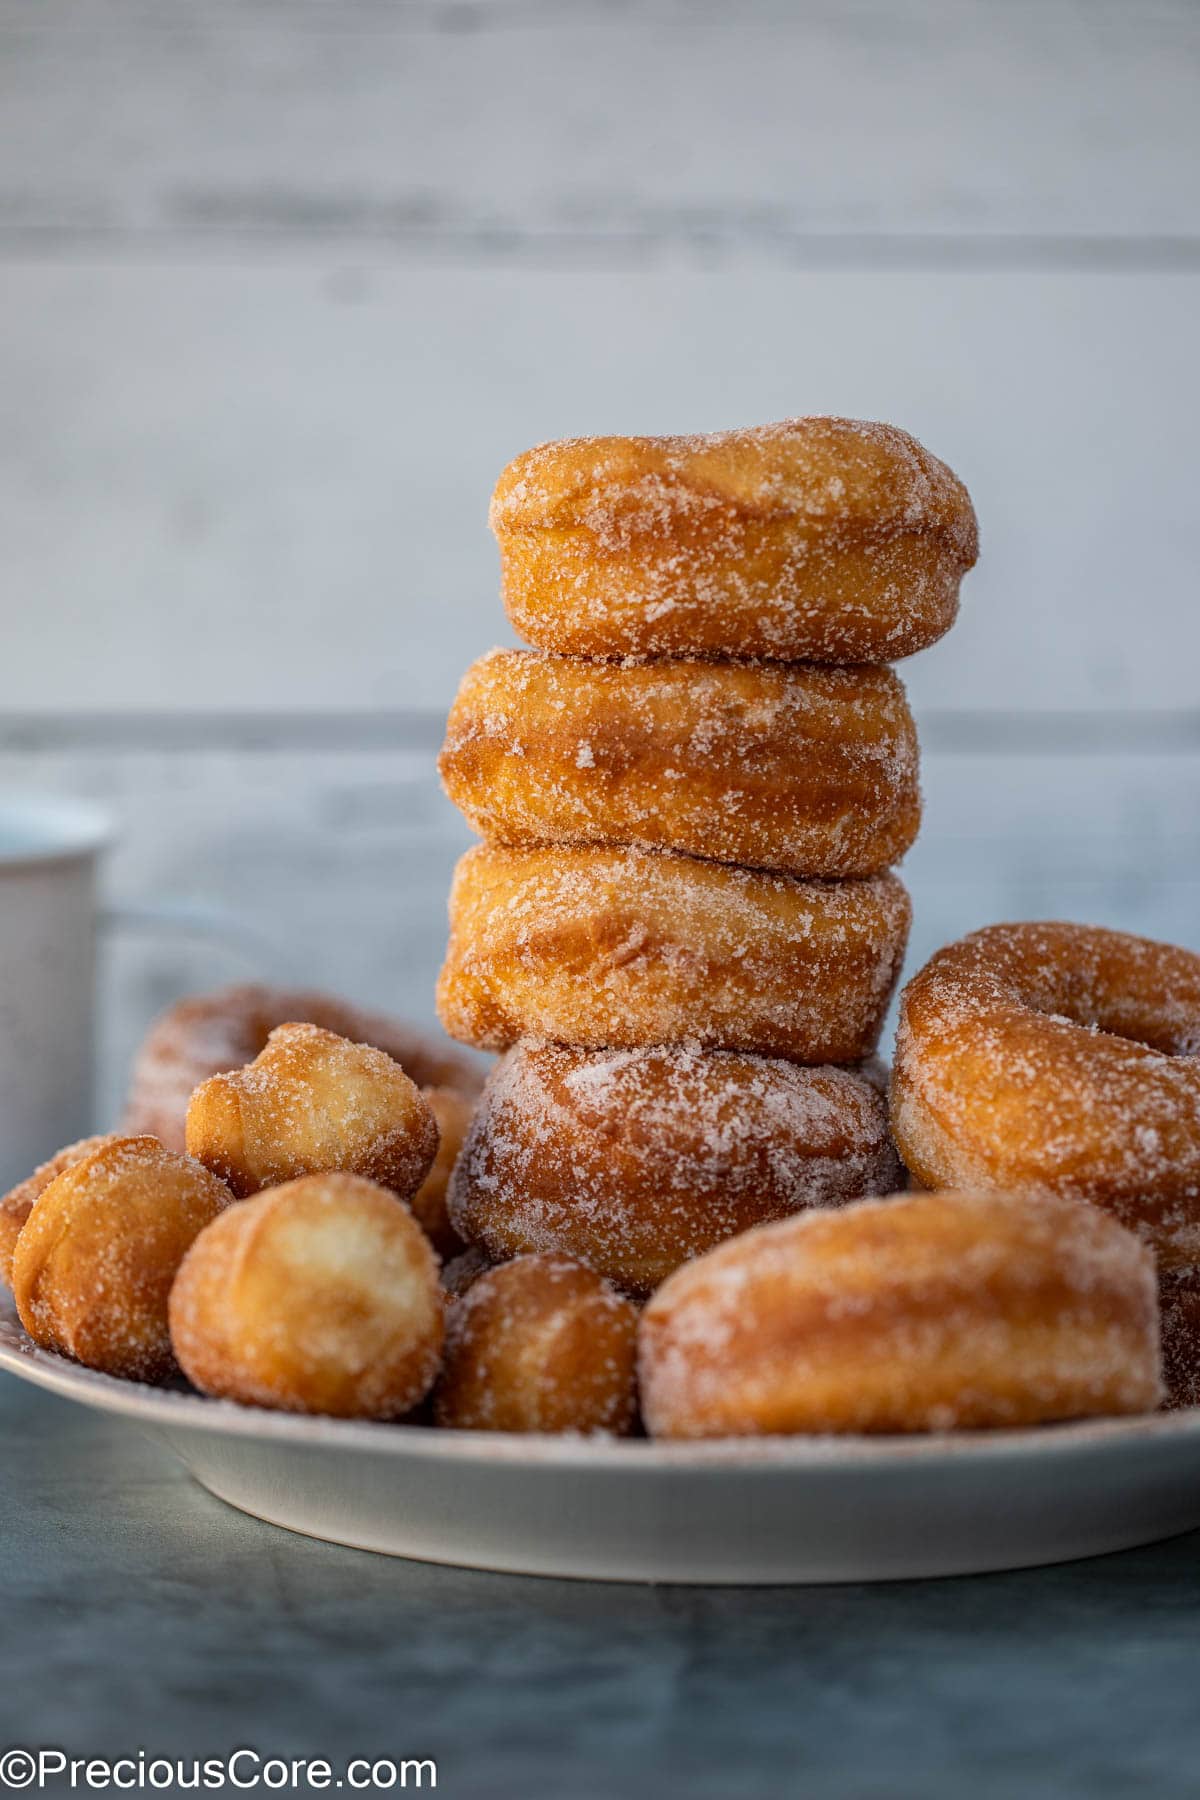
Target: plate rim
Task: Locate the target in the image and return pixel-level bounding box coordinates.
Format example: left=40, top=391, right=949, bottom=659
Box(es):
left=4, top=1305, right=1200, bottom=1472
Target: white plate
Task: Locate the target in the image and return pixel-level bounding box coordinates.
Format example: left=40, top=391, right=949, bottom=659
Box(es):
left=4, top=1291, right=1200, bottom=1584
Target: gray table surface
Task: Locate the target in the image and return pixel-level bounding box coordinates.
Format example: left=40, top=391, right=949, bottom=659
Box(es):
left=3, top=1377, right=1200, bottom=1799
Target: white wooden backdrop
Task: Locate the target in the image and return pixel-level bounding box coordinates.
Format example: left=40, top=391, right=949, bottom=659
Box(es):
left=1, top=1, right=1198, bottom=1119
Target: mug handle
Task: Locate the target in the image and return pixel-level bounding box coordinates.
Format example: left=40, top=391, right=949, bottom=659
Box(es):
left=100, top=898, right=294, bottom=984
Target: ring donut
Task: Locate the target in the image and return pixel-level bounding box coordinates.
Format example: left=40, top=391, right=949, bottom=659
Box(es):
left=891, top=923, right=1200, bottom=1411
left=437, top=844, right=910, bottom=1063
left=440, top=649, right=920, bottom=879
left=638, top=1189, right=1162, bottom=1437
left=891, top=924, right=1200, bottom=1254
left=123, top=982, right=484, bottom=1155
left=448, top=1042, right=901, bottom=1294
left=491, top=418, right=977, bottom=665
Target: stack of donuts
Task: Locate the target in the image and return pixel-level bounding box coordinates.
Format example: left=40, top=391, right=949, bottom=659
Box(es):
left=436, top=417, right=978, bottom=1295
left=3, top=414, right=1182, bottom=1442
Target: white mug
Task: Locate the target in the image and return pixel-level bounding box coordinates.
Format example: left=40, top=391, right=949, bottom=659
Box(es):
left=0, top=797, right=111, bottom=1190
left=0, top=795, right=279, bottom=1191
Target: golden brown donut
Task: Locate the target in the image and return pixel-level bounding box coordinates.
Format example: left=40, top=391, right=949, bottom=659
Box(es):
left=448, top=1043, right=901, bottom=1294
left=440, top=649, right=920, bottom=879
left=409, top=1084, right=475, bottom=1257
left=185, top=1022, right=438, bottom=1202
left=894, top=924, right=1200, bottom=1412
left=123, top=981, right=484, bottom=1153
left=0, top=1133, right=123, bottom=1290
left=1159, top=1263, right=1200, bottom=1410
left=169, top=1174, right=444, bottom=1418
left=12, top=1136, right=231, bottom=1382
left=438, top=843, right=910, bottom=1063
left=434, top=1253, right=638, bottom=1434
left=891, top=924, right=1200, bottom=1262
left=638, top=1189, right=1162, bottom=1438
left=492, top=418, right=977, bottom=664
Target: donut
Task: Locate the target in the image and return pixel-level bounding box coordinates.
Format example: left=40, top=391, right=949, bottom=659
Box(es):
left=437, top=843, right=910, bottom=1063
left=448, top=1042, right=901, bottom=1294
left=1159, top=1264, right=1200, bottom=1410
left=123, top=981, right=484, bottom=1154
left=890, top=923, right=1200, bottom=1259
left=169, top=1174, right=444, bottom=1418
left=185, top=1021, right=438, bottom=1202
left=409, top=1084, right=474, bottom=1257
left=440, top=649, right=920, bottom=880
left=12, top=1136, right=231, bottom=1382
left=0, top=1133, right=122, bottom=1290
left=434, top=1254, right=638, bottom=1434
left=491, top=418, right=977, bottom=665
left=638, top=1189, right=1162, bottom=1438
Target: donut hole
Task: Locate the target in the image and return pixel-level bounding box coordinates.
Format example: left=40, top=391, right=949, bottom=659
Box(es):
left=169, top=1175, right=444, bottom=1418
left=264, top=1208, right=435, bottom=1374
left=1013, top=974, right=1200, bottom=1059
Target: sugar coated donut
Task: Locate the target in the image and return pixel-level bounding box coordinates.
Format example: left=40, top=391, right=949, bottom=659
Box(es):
left=13, top=1136, right=231, bottom=1382
left=491, top=418, right=977, bottom=664
left=894, top=924, right=1200, bottom=1411
left=123, top=981, right=484, bottom=1154
left=169, top=1174, right=444, bottom=1418
left=437, top=844, right=910, bottom=1063
left=0, top=1133, right=122, bottom=1290
left=410, top=1084, right=475, bottom=1257
left=639, top=1189, right=1162, bottom=1438
left=449, top=1042, right=901, bottom=1294
left=434, top=1253, right=638, bottom=1434
left=440, top=649, right=920, bottom=879
left=891, top=924, right=1200, bottom=1260
left=1159, top=1264, right=1200, bottom=1410
left=185, top=1022, right=438, bottom=1202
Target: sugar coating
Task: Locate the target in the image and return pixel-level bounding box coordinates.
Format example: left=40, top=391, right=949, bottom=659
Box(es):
left=124, top=982, right=481, bottom=1155
left=13, top=1136, right=232, bottom=1383
left=185, top=1022, right=439, bottom=1202
left=892, top=922, right=1200, bottom=1263
left=448, top=1042, right=901, bottom=1292
left=638, top=1189, right=1163, bottom=1437
left=492, top=418, right=977, bottom=547
left=169, top=1172, right=444, bottom=1419
left=491, top=418, right=978, bottom=664
left=438, top=843, right=911, bottom=1063
left=440, top=649, right=921, bottom=878
left=1159, top=1265, right=1200, bottom=1409
left=0, top=1133, right=122, bottom=1289
left=434, top=1252, right=638, bottom=1434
